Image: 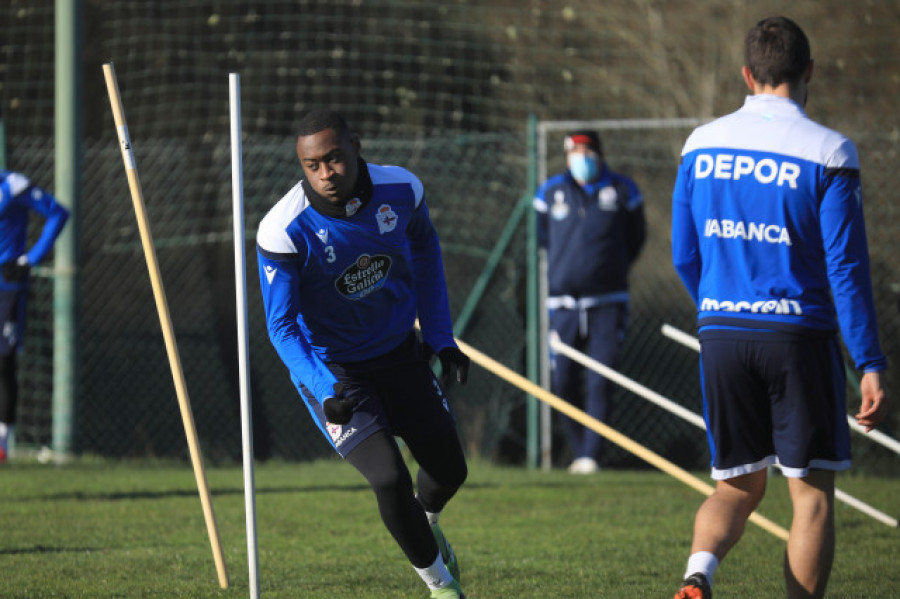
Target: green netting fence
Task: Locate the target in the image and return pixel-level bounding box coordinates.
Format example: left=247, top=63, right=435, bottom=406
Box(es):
left=2, top=0, right=898, bottom=474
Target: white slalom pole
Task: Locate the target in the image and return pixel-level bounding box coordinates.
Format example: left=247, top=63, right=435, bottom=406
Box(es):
left=659, top=324, right=898, bottom=528
left=230, top=73, right=260, bottom=598
left=660, top=324, right=900, bottom=457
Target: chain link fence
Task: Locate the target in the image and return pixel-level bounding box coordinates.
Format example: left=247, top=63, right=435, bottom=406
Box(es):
left=3, top=1, right=898, bottom=474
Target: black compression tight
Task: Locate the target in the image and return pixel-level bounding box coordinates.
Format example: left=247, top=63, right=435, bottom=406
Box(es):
left=0, top=352, right=16, bottom=424
left=345, top=429, right=467, bottom=568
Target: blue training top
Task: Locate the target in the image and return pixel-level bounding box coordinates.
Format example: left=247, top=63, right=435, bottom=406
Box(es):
left=256, top=162, right=457, bottom=404
left=0, top=170, right=70, bottom=291
left=671, top=94, right=886, bottom=373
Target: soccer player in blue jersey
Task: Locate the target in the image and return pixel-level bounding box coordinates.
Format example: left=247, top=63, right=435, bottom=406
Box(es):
left=256, top=110, right=469, bottom=598
left=534, top=131, right=645, bottom=474
left=0, top=170, right=69, bottom=462
left=671, top=17, right=888, bottom=599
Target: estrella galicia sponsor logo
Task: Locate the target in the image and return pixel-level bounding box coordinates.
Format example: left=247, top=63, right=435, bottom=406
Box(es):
left=700, top=297, right=803, bottom=315
left=704, top=219, right=792, bottom=245
left=694, top=153, right=801, bottom=188
left=335, top=254, right=391, bottom=300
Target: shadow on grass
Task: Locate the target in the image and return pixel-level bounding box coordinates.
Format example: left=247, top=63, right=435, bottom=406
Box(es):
left=25, top=483, right=374, bottom=502
left=0, top=545, right=98, bottom=555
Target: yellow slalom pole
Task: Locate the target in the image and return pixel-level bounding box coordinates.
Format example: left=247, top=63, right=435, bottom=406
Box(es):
left=103, top=62, right=230, bottom=588
left=454, top=337, right=790, bottom=542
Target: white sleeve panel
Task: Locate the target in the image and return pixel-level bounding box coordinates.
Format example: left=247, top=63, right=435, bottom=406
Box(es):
left=256, top=181, right=307, bottom=254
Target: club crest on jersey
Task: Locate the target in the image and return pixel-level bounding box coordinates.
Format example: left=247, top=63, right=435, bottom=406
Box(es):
left=550, top=190, right=569, bottom=220
left=376, top=204, right=398, bottom=234
left=345, top=197, right=362, bottom=217
left=335, top=253, right=392, bottom=300
left=598, top=185, right=618, bottom=211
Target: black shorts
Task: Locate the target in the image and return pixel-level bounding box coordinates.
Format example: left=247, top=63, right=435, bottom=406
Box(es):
left=699, top=328, right=851, bottom=480
left=300, top=334, right=459, bottom=458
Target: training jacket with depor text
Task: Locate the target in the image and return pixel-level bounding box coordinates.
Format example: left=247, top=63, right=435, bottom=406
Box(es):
left=256, top=161, right=457, bottom=405
left=671, top=94, right=886, bottom=373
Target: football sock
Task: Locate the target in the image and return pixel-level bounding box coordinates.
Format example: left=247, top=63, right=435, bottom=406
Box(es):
left=425, top=509, right=440, bottom=526
left=414, top=553, right=455, bottom=589
left=685, top=551, right=719, bottom=585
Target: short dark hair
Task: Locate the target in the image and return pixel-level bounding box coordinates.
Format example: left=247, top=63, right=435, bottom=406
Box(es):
left=745, top=17, right=811, bottom=88
left=297, top=109, right=352, bottom=141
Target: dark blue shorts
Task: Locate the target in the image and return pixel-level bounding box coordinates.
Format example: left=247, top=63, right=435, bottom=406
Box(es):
left=698, top=329, right=851, bottom=480
left=299, top=333, right=459, bottom=458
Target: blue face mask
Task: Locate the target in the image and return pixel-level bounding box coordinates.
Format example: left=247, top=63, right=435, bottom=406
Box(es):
left=568, top=153, right=599, bottom=182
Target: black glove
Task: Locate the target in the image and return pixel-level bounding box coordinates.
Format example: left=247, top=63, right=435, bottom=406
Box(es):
left=1, top=260, right=30, bottom=283
left=322, top=383, right=355, bottom=425
left=438, top=347, right=470, bottom=386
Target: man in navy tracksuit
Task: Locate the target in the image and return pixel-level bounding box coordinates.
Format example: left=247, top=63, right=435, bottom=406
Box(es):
left=257, top=110, right=469, bottom=598
left=671, top=17, right=888, bottom=599
left=534, top=131, right=645, bottom=474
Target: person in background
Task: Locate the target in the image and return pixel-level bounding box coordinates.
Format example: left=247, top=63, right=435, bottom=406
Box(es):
left=0, top=169, right=69, bottom=462
left=534, top=130, right=646, bottom=474
left=256, top=110, right=469, bottom=598
left=670, top=16, right=888, bottom=599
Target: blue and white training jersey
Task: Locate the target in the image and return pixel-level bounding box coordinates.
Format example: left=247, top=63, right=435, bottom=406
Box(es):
left=0, top=170, right=70, bottom=291
left=672, top=94, right=886, bottom=372
left=256, top=162, right=457, bottom=404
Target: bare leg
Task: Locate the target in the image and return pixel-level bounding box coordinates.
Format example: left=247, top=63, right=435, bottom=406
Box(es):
left=784, top=470, right=835, bottom=599
left=690, top=470, right=767, bottom=559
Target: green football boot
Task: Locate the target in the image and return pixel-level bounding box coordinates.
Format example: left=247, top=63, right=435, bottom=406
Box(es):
left=429, top=578, right=465, bottom=599
left=431, top=523, right=460, bottom=581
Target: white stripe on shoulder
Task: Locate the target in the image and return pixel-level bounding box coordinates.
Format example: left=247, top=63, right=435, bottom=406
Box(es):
left=367, top=163, right=425, bottom=207
left=682, top=106, right=858, bottom=169
left=256, top=181, right=307, bottom=254
left=6, top=172, right=31, bottom=196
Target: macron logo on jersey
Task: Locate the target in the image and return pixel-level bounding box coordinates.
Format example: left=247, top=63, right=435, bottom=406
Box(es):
left=704, top=219, right=792, bottom=245
left=701, top=296, right=803, bottom=315
left=264, top=265, right=277, bottom=284
left=695, top=153, right=801, bottom=189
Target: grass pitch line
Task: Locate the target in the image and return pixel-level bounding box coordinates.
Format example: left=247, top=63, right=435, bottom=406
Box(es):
left=103, top=62, right=230, bottom=589
left=454, top=337, right=790, bottom=542
left=660, top=323, right=898, bottom=528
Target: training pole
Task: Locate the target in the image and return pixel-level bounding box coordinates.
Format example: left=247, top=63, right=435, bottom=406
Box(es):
left=230, top=72, right=261, bottom=598
left=103, top=63, right=230, bottom=589
left=661, top=324, right=900, bottom=457
left=453, top=338, right=790, bottom=542
left=555, top=335, right=898, bottom=529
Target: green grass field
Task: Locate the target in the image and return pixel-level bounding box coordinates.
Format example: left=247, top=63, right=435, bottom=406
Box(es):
left=1, top=458, right=897, bottom=598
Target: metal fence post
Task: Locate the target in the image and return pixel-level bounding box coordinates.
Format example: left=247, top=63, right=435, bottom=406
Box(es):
left=52, top=0, right=82, bottom=460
